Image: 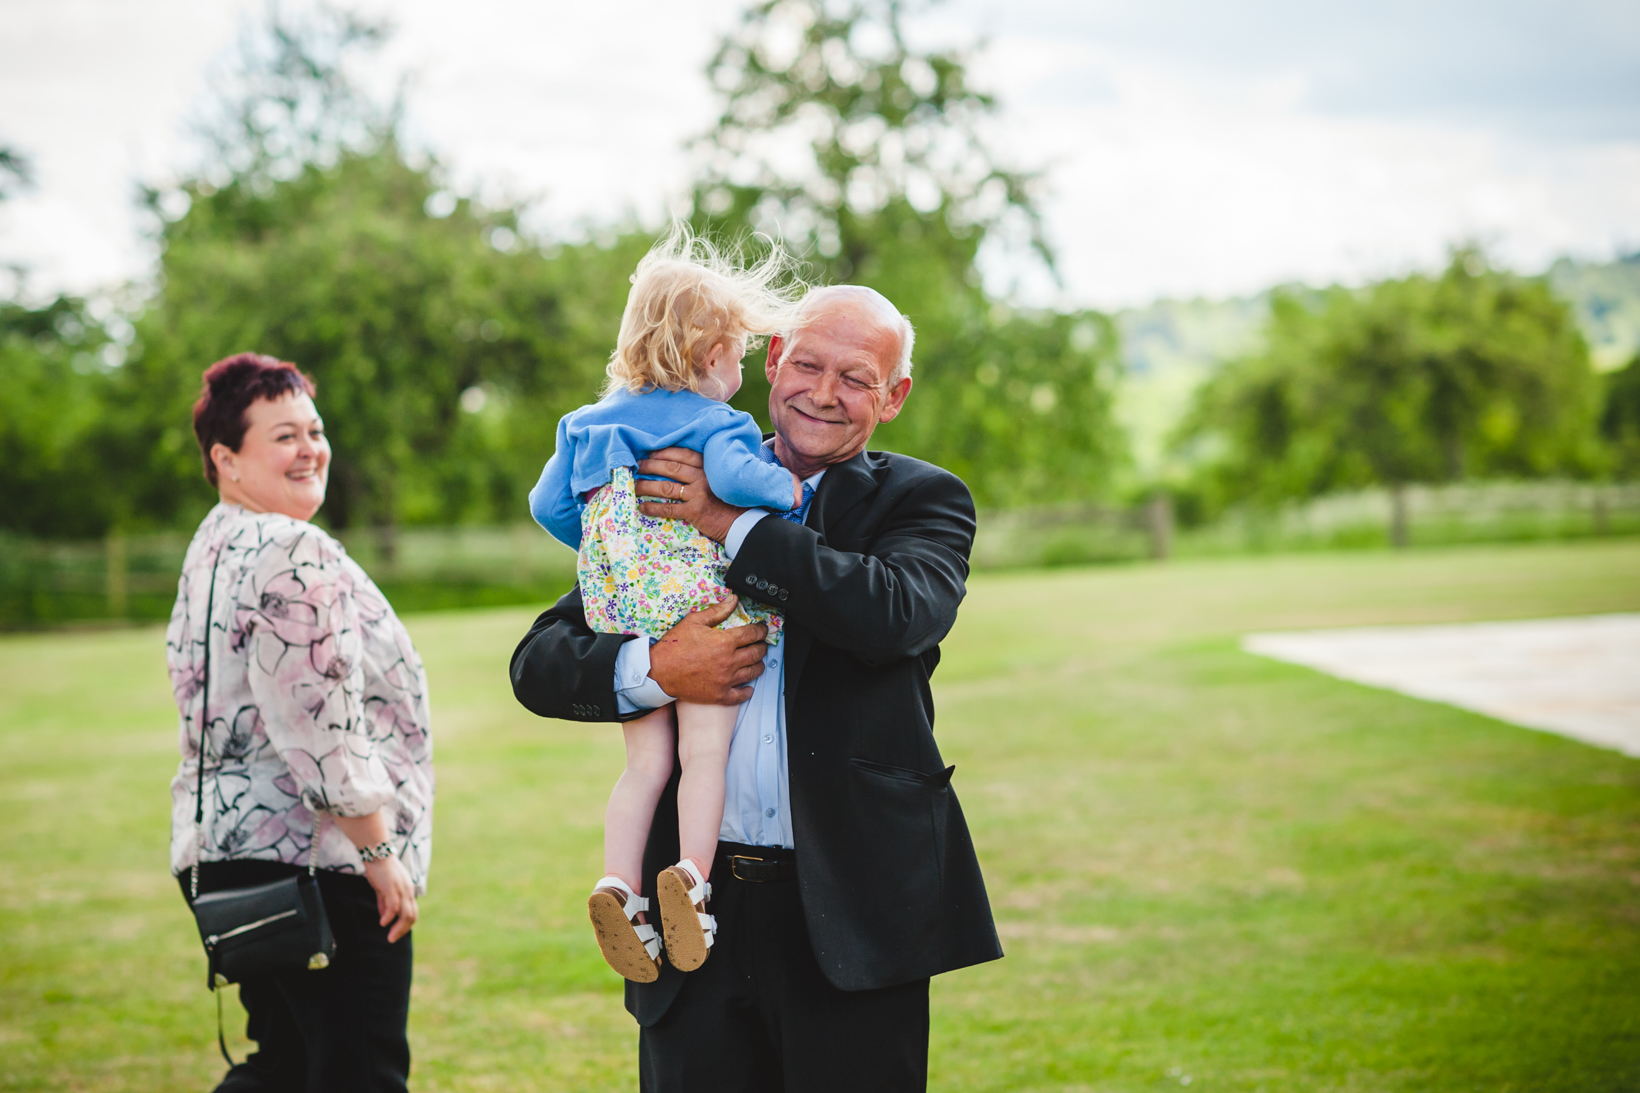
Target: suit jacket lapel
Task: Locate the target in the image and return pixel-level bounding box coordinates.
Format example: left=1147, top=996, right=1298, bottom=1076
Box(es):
left=782, top=450, right=875, bottom=701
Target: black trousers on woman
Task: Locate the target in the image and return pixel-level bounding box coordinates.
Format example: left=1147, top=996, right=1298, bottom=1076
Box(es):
left=179, top=860, right=413, bottom=1093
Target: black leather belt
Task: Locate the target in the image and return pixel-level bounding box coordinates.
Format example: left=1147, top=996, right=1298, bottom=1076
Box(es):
left=718, top=843, right=797, bottom=883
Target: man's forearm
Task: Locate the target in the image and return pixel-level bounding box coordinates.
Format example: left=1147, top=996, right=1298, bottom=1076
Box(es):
left=614, top=639, right=673, bottom=714
left=725, top=480, right=974, bottom=664
left=510, top=592, right=633, bottom=722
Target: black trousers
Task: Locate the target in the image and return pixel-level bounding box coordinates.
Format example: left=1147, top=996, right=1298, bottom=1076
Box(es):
left=179, top=861, right=413, bottom=1093
left=639, top=842, right=930, bottom=1093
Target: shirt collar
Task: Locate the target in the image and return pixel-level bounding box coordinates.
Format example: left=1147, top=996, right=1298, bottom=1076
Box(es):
left=761, top=436, right=827, bottom=489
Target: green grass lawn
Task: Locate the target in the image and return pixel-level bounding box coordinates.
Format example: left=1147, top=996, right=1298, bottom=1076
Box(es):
left=3, top=539, right=1639, bottom=1091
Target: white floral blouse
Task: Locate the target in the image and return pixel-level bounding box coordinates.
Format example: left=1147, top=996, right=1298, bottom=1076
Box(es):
left=167, top=504, right=434, bottom=894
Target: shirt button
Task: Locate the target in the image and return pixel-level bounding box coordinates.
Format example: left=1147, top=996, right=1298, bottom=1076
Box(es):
left=763, top=734, right=774, bottom=744
left=765, top=808, right=776, bottom=818
left=769, top=657, right=779, bottom=667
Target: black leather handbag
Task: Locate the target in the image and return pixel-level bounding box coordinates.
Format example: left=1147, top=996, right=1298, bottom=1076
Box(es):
left=192, top=872, right=335, bottom=988
left=184, top=546, right=336, bottom=1060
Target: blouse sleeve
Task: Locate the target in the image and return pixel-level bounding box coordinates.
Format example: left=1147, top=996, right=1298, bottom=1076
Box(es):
left=241, top=527, right=396, bottom=818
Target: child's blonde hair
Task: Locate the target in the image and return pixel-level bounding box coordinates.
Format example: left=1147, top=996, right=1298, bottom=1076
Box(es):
left=604, top=224, right=804, bottom=397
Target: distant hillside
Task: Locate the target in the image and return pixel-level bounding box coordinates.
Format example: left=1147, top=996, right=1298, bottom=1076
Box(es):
left=1113, top=253, right=1640, bottom=479
left=1547, top=253, right=1640, bottom=371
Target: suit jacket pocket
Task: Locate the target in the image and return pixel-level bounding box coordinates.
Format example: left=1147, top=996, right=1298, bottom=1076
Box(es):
left=831, top=758, right=957, bottom=983
left=850, top=758, right=955, bottom=787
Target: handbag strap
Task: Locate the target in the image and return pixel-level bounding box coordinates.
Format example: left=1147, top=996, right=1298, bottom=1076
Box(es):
left=189, top=545, right=224, bottom=902
left=188, top=531, right=324, bottom=905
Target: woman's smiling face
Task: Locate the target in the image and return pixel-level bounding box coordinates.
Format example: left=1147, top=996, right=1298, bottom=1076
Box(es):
left=213, top=392, right=330, bottom=521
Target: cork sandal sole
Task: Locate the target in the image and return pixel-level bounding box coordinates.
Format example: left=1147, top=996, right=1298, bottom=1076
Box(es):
left=656, top=867, right=711, bottom=972
left=588, top=888, right=660, bottom=983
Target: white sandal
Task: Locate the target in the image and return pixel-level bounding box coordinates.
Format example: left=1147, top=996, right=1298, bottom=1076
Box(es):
left=655, top=859, right=717, bottom=972
left=587, top=876, right=662, bottom=983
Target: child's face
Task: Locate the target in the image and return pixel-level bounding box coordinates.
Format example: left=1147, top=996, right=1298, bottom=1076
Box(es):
left=699, top=336, right=746, bottom=402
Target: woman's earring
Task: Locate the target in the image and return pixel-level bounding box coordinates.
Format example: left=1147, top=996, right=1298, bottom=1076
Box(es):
left=231, top=474, right=240, bottom=482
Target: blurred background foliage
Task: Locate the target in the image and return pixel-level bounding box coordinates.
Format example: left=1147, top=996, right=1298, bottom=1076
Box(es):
left=1172, top=251, right=1603, bottom=525
left=692, top=0, right=1121, bottom=505
left=0, top=0, right=1637, bottom=607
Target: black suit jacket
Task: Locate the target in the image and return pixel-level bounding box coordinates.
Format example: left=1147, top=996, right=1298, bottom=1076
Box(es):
left=510, top=448, right=1003, bottom=1025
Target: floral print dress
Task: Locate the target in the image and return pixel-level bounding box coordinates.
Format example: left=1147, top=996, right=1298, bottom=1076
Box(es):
left=166, top=504, right=434, bottom=894
left=580, top=466, right=782, bottom=644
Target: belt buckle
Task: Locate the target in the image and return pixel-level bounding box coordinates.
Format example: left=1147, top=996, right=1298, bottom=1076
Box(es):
left=730, top=855, right=765, bottom=883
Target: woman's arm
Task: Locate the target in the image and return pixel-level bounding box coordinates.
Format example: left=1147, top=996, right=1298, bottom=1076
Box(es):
left=243, top=530, right=415, bottom=937
left=333, top=811, right=417, bottom=942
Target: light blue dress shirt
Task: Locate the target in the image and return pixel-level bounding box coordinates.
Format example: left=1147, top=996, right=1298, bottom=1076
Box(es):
left=612, top=453, right=825, bottom=849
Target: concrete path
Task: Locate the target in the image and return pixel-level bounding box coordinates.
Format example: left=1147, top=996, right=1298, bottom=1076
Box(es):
left=1243, top=614, right=1640, bottom=757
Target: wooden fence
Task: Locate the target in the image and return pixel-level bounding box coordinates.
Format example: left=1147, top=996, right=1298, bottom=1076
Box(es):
left=2, top=480, right=1635, bottom=628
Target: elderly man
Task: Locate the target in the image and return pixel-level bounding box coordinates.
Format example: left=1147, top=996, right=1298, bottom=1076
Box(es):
left=510, top=285, right=1001, bottom=1092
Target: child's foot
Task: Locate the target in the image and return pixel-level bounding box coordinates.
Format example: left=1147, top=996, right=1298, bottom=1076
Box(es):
left=656, top=859, right=717, bottom=972
left=587, top=876, right=662, bottom=983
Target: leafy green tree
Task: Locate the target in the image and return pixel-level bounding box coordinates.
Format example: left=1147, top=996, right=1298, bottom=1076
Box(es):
left=1601, top=353, right=1640, bottom=478
left=692, top=0, right=1123, bottom=504
left=114, top=9, right=645, bottom=532
left=0, top=140, right=128, bottom=538
left=1175, top=249, right=1601, bottom=529
left=0, top=144, right=32, bottom=202
left=0, top=297, right=120, bottom=537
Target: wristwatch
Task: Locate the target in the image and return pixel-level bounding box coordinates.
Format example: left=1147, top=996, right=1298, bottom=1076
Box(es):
left=357, top=840, right=396, bottom=863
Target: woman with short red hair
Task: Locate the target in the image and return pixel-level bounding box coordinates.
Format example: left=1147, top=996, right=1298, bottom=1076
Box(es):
left=166, top=353, right=433, bottom=1092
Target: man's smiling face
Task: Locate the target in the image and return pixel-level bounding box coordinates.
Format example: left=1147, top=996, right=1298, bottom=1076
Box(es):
left=764, top=288, right=912, bottom=478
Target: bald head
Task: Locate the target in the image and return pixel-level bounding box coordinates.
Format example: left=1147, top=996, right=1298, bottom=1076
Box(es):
left=763, top=284, right=916, bottom=476
left=788, top=286, right=915, bottom=385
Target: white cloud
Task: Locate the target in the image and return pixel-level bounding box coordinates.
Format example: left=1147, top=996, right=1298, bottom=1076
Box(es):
left=0, top=0, right=1636, bottom=308
left=977, top=34, right=1640, bottom=306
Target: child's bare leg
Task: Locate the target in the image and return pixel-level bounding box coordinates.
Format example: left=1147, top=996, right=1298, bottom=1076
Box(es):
left=674, top=700, right=738, bottom=880
left=604, top=705, right=676, bottom=892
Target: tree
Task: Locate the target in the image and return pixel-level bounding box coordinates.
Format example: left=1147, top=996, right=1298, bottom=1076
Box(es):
left=1601, top=353, right=1640, bottom=479
left=0, top=297, right=120, bottom=537
left=0, top=138, right=129, bottom=538
left=1175, top=249, right=1600, bottom=538
left=114, top=7, right=646, bottom=532
left=0, top=144, right=32, bottom=202
left=691, top=0, right=1123, bottom=505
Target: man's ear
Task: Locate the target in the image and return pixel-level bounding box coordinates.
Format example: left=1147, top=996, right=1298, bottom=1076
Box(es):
left=877, top=377, right=912, bottom=424
left=764, top=333, right=785, bottom=384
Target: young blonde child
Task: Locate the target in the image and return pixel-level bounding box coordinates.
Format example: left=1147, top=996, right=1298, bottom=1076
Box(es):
left=529, top=227, right=803, bottom=982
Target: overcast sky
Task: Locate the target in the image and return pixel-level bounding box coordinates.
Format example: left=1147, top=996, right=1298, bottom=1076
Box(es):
left=2, top=0, right=1637, bottom=308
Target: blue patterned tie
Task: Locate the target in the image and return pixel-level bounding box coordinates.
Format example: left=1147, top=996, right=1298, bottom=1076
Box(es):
left=780, top=480, right=815, bottom=525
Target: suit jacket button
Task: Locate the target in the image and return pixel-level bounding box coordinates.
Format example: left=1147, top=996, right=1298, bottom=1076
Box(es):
left=757, top=579, right=769, bottom=591
left=779, top=589, right=789, bottom=601
left=745, top=574, right=757, bottom=587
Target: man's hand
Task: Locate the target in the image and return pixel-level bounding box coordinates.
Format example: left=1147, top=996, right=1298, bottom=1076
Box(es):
left=635, top=447, right=745, bottom=543
left=648, top=596, right=768, bottom=705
